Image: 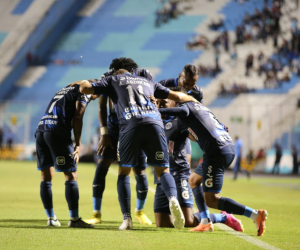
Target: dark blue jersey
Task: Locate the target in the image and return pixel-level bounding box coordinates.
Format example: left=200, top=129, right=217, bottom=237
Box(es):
left=154, top=117, right=190, bottom=184
left=36, top=85, right=91, bottom=139
left=159, top=78, right=202, bottom=93
left=164, top=117, right=190, bottom=178
left=159, top=102, right=234, bottom=156
left=92, top=74, right=170, bottom=133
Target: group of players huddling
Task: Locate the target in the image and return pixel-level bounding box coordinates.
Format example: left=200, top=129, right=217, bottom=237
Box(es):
left=35, top=57, right=267, bottom=235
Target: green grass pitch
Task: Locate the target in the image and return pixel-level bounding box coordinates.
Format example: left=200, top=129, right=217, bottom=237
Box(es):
left=0, top=160, right=300, bottom=250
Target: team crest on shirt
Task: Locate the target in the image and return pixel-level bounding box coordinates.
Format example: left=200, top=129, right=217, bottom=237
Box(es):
left=125, top=113, right=132, bottom=120
left=165, top=122, right=172, bottom=130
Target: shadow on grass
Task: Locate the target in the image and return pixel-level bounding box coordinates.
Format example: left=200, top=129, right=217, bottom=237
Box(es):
left=0, top=220, right=242, bottom=235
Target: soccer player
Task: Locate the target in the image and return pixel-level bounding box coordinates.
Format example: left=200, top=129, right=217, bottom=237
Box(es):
left=158, top=92, right=268, bottom=236
left=154, top=96, right=243, bottom=231
left=85, top=58, right=152, bottom=226
left=77, top=68, right=199, bottom=230
left=35, top=80, right=98, bottom=228
left=159, top=64, right=202, bottom=166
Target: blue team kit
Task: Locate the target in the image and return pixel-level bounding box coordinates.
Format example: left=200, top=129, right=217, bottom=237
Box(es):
left=35, top=85, right=91, bottom=172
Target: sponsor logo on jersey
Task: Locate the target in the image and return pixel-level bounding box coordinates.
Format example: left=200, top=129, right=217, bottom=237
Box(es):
left=182, top=190, right=189, bottom=199
left=56, top=156, right=65, bottom=165
left=155, top=151, right=164, bottom=160
left=125, top=113, right=132, bottom=120
left=188, top=128, right=198, bottom=140
left=205, top=166, right=213, bottom=187
left=205, top=178, right=213, bottom=188
left=194, top=104, right=201, bottom=110
left=165, top=122, right=172, bottom=130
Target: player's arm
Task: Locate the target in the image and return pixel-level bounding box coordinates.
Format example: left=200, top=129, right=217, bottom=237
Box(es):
left=71, top=101, right=88, bottom=164
left=158, top=105, right=190, bottom=117
left=79, top=80, right=94, bottom=94
left=97, top=95, right=114, bottom=156
left=167, top=90, right=198, bottom=103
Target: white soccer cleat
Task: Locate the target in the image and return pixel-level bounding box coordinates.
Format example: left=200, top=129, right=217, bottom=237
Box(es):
left=169, top=197, right=185, bottom=229
left=47, top=216, right=61, bottom=227
left=119, top=218, right=133, bottom=230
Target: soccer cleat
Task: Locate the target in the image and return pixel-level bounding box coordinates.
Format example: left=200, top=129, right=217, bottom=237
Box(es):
left=68, top=218, right=94, bottom=228
left=189, top=222, right=214, bottom=232
left=47, top=216, right=61, bottom=227
left=169, top=197, right=185, bottom=229
left=135, top=210, right=152, bottom=225
left=221, top=211, right=244, bottom=232
left=255, top=209, right=268, bottom=236
left=84, top=212, right=101, bottom=224
left=190, top=222, right=214, bottom=232
left=119, top=218, right=133, bottom=230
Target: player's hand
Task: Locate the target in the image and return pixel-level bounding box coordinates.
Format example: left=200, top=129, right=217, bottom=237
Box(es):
left=225, top=125, right=229, bottom=132
left=71, top=146, right=80, bottom=164
left=149, top=95, right=156, bottom=105
left=97, top=134, right=114, bottom=156
left=69, top=80, right=84, bottom=87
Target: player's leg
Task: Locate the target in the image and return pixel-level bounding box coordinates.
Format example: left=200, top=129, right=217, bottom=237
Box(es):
left=86, top=158, right=113, bottom=224
left=118, top=166, right=132, bottom=230
left=36, top=132, right=60, bottom=227
left=143, top=124, right=184, bottom=229
left=133, top=155, right=152, bottom=225
left=44, top=132, right=93, bottom=228
left=154, top=183, right=173, bottom=228
left=189, top=163, right=213, bottom=232
left=117, top=128, right=141, bottom=230
left=202, top=153, right=267, bottom=236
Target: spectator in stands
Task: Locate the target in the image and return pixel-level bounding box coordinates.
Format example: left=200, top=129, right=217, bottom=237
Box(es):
left=272, top=143, right=282, bottom=174
left=0, top=127, right=3, bottom=149
left=256, top=148, right=266, bottom=161
left=223, top=31, right=229, bottom=52
left=292, top=145, right=299, bottom=175
left=6, top=129, right=13, bottom=150
left=230, top=47, right=238, bottom=67
left=186, top=35, right=209, bottom=49
left=245, top=53, right=254, bottom=76
left=208, top=18, right=224, bottom=31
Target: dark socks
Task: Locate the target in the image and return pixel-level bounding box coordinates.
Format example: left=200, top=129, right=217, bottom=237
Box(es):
left=218, top=197, right=246, bottom=215
left=65, top=181, right=79, bottom=218
left=92, top=165, right=109, bottom=211
left=117, top=175, right=131, bottom=219
left=159, top=172, right=177, bottom=199
left=193, top=213, right=226, bottom=224
left=135, top=174, right=148, bottom=210
left=40, top=181, right=54, bottom=217
left=192, top=186, right=210, bottom=219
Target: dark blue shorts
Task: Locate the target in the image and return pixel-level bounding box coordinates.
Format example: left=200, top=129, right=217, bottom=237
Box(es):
left=99, top=126, right=147, bottom=170
left=194, top=152, right=235, bottom=193
left=36, top=132, right=77, bottom=172
left=154, top=177, right=194, bottom=214
left=118, top=124, right=169, bottom=168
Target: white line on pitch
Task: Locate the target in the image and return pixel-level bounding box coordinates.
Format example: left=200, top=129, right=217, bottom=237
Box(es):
left=108, top=167, right=281, bottom=250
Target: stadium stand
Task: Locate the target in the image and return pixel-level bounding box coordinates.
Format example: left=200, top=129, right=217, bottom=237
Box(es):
left=0, top=0, right=299, bottom=171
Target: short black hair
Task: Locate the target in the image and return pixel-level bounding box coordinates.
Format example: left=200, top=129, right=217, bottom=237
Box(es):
left=183, top=64, right=199, bottom=76
left=168, top=86, right=187, bottom=94
left=109, top=57, right=138, bottom=72
left=113, top=69, right=128, bottom=76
